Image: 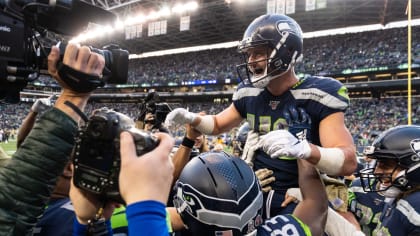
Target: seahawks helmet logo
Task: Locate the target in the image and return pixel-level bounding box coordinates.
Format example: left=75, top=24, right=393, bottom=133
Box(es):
left=410, top=138, right=420, bottom=156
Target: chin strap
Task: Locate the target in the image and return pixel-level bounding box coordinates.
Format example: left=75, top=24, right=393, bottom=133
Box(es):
left=57, top=62, right=105, bottom=93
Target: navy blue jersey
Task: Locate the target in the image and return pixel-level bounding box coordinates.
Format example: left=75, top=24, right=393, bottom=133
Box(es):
left=348, top=178, right=385, bottom=236
left=373, top=192, right=420, bottom=236
left=32, top=198, right=74, bottom=236
left=257, top=214, right=311, bottom=236
left=233, top=76, right=349, bottom=216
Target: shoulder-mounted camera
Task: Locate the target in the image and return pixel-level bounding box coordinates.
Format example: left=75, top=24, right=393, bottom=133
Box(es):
left=72, top=107, right=158, bottom=203
left=0, top=0, right=129, bottom=103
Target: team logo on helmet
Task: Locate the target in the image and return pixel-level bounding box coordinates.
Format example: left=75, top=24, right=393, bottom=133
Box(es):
left=276, top=20, right=299, bottom=36
left=410, top=138, right=420, bottom=156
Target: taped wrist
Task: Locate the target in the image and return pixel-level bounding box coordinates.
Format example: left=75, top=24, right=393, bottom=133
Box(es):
left=57, top=62, right=104, bottom=93
left=193, top=115, right=215, bottom=135
left=315, top=147, right=345, bottom=176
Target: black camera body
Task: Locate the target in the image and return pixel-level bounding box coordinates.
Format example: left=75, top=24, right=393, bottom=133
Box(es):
left=0, top=0, right=129, bottom=103
left=139, top=91, right=172, bottom=132
left=73, top=107, right=158, bottom=203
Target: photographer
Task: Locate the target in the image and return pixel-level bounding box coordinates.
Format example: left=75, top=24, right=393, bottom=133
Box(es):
left=70, top=131, right=174, bottom=236
left=0, top=42, right=104, bottom=235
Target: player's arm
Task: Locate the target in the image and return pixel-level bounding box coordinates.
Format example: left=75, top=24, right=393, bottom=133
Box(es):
left=165, top=103, right=243, bottom=135
left=307, top=112, right=357, bottom=176
left=292, top=159, right=328, bottom=236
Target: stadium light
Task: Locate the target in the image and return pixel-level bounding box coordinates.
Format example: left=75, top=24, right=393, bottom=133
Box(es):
left=71, top=1, right=199, bottom=43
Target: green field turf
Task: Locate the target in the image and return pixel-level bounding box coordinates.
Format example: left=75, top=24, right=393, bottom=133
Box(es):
left=0, top=139, right=17, bottom=156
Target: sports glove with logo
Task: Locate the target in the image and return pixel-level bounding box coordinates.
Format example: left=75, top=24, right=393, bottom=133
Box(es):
left=257, top=130, right=311, bottom=159
left=283, top=106, right=312, bottom=142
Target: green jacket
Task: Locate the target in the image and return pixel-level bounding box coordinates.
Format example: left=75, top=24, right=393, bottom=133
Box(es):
left=0, top=108, right=77, bottom=235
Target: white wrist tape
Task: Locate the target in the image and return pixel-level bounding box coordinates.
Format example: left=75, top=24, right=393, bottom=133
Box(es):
left=194, top=115, right=215, bottom=135
left=315, top=147, right=345, bottom=176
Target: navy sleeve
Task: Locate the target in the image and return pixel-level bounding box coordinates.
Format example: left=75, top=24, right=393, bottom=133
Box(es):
left=126, top=200, right=168, bottom=236
left=73, top=218, right=87, bottom=236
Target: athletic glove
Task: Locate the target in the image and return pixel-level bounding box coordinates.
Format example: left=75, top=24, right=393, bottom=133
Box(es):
left=31, top=95, right=55, bottom=114
left=164, top=108, right=196, bottom=128
left=241, top=130, right=259, bottom=166
left=257, top=130, right=311, bottom=159
left=283, top=106, right=312, bottom=142
left=255, top=168, right=275, bottom=193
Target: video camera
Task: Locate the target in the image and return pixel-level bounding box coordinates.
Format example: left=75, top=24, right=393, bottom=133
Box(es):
left=138, top=91, right=172, bottom=132
left=72, top=107, right=158, bottom=203
left=0, top=0, right=129, bottom=103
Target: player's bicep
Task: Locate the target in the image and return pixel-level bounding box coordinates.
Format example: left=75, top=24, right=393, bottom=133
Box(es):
left=319, top=112, right=354, bottom=148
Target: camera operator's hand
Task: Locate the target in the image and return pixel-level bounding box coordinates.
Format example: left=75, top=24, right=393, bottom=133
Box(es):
left=69, top=167, right=118, bottom=225
left=119, top=131, right=174, bottom=205
left=48, top=43, right=105, bottom=121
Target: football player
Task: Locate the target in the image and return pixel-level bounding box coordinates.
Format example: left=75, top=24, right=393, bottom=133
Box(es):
left=359, top=125, right=420, bottom=235
left=165, top=14, right=357, bottom=217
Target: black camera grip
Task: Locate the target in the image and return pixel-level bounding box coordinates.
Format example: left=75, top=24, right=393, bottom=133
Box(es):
left=57, top=62, right=105, bottom=93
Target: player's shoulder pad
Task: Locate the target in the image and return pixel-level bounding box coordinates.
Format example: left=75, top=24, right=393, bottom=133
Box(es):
left=233, top=82, right=264, bottom=101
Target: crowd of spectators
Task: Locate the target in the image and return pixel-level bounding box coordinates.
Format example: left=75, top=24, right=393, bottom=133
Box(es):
left=32, top=26, right=420, bottom=87
left=125, top=26, right=420, bottom=85
left=1, top=96, right=419, bottom=152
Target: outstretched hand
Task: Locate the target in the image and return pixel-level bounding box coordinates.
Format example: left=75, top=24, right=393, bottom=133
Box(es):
left=164, top=108, right=197, bottom=130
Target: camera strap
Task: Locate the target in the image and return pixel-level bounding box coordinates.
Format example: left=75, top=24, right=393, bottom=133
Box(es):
left=87, top=207, right=110, bottom=236
left=57, top=62, right=105, bottom=93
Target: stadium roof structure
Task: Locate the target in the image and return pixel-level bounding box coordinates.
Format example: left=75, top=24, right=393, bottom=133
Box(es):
left=85, top=0, right=419, bottom=55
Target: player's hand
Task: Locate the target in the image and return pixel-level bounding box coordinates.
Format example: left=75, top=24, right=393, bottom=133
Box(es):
left=31, top=94, right=56, bottom=114
left=282, top=188, right=302, bottom=207
left=241, top=130, right=259, bottom=166
left=119, top=131, right=174, bottom=205
left=164, top=108, right=197, bottom=129
left=283, top=106, right=312, bottom=142
left=257, top=130, right=311, bottom=159
left=255, top=168, right=275, bottom=193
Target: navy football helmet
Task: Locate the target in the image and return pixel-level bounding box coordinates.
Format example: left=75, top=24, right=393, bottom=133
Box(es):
left=359, top=125, right=420, bottom=193
left=173, top=151, right=263, bottom=236
left=236, top=14, right=303, bottom=88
